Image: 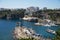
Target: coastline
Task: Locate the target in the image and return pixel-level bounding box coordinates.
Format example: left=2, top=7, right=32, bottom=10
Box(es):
left=13, top=26, right=51, bottom=40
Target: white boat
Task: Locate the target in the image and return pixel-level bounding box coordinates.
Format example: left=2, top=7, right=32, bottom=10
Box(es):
left=43, top=23, right=57, bottom=27
left=23, top=17, right=38, bottom=22
left=22, top=17, right=32, bottom=21
left=46, top=29, right=56, bottom=34
left=35, top=22, right=41, bottom=25
left=35, top=22, right=57, bottom=26
left=35, top=22, right=44, bottom=26
left=49, top=23, right=57, bottom=26
left=43, top=24, right=51, bottom=27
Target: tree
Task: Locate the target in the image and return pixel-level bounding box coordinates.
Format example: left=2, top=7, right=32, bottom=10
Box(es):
left=53, top=29, right=60, bottom=40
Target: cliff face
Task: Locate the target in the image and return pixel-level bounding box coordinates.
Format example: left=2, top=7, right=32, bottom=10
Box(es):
left=13, top=27, right=35, bottom=39
left=0, top=8, right=25, bottom=19
left=56, top=18, right=60, bottom=24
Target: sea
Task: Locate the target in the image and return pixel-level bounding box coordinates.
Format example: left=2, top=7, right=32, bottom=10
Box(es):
left=0, top=19, right=60, bottom=40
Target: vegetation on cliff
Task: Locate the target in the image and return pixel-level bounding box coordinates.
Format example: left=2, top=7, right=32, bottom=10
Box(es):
left=18, top=38, right=36, bottom=40
left=53, top=28, right=60, bottom=40
left=0, top=8, right=26, bottom=19
left=0, top=8, right=60, bottom=20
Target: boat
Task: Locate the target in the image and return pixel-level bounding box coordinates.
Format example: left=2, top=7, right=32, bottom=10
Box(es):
left=43, top=23, right=57, bottom=27
left=22, top=17, right=32, bottom=21
left=43, top=24, right=51, bottom=27
left=35, top=22, right=42, bottom=25
left=46, top=29, right=56, bottom=34
left=23, top=17, right=38, bottom=22
left=35, top=22, right=57, bottom=27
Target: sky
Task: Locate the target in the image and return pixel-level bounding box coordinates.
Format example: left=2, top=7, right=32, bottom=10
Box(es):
left=0, top=0, right=60, bottom=9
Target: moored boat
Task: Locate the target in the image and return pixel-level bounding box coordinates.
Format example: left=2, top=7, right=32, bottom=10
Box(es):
left=46, top=29, right=56, bottom=35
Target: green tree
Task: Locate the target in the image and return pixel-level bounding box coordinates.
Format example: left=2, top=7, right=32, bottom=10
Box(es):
left=53, top=29, right=60, bottom=40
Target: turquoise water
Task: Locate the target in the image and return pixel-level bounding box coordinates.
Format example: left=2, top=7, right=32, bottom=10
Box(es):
left=0, top=19, right=60, bottom=40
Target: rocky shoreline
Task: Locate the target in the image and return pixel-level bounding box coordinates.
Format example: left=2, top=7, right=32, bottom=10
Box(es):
left=13, top=26, right=51, bottom=40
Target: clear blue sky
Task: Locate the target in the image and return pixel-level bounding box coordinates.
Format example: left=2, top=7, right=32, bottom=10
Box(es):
left=0, top=0, right=60, bottom=9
